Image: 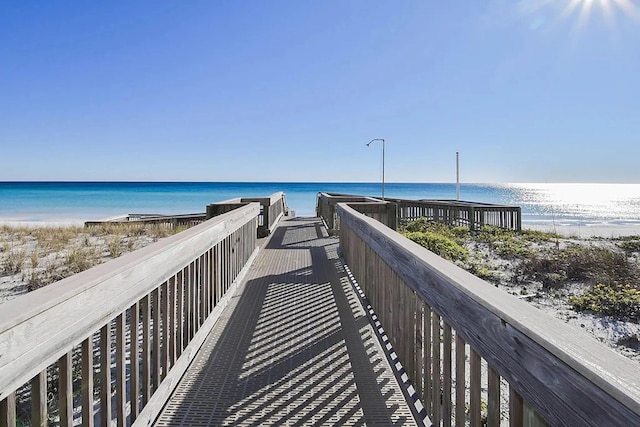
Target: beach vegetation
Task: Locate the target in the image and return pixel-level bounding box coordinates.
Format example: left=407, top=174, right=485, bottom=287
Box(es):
left=2, top=247, right=26, bottom=275
left=618, top=238, right=640, bottom=253
left=403, top=231, right=469, bottom=262
left=401, top=217, right=640, bottom=319
left=521, top=245, right=639, bottom=289
left=1, top=223, right=193, bottom=295
left=569, top=284, right=640, bottom=320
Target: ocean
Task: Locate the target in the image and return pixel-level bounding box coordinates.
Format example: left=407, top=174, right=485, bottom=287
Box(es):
left=1, top=182, right=640, bottom=235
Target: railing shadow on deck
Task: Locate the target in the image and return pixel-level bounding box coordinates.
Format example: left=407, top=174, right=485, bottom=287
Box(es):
left=156, top=218, right=412, bottom=426
left=337, top=202, right=640, bottom=427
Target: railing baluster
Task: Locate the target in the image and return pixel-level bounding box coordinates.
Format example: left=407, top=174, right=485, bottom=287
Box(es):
left=59, top=351, right=73, bottom=427
left=509, top=385, right=523, bottom=427
left=488, top=366, right=501, bottom=427
left=141, top=295, right=151, bottom=405
left=31, top=371, right=47, bottom=427
left=177, top=269, right=185, bottom=355
left=432, top=311, right=441, bottom=425
left=414, top=292, right=422, bottom=397
left=423, top=303, right=432, bottom=417
left=443, top=322, right=452, bottom=426
left=130, top=302, right=140, bottom=422
left=162, top=280, right=170, bottom=379
left=152, top=287, right=160, bottom=391
left=0, top=393, right=16, bottom=427
left=82, top=336, right=95, bottom=427
left=470, top=348, right=481, bottom=427
left=188, top=262, right=195, bottom=339
left=455, top=333, right=466, bottom=427
left=115, top=313, right=126, bottom=427
left=100, top=323, right=111, bottom=427
left=168, top=276, right=176, bottom=367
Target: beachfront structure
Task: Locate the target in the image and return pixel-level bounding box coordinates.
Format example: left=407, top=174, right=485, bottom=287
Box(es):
left=1, top=192, right=639, bottom=426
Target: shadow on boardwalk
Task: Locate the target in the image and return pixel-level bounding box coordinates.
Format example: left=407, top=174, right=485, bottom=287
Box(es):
left=155, top=218, right=416, bottom=426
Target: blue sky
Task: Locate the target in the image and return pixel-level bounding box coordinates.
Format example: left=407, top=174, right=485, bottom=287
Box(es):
left=1, top=1, right=639, bottom=183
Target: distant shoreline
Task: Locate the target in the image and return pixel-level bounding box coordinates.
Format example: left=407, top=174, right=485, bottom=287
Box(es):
left=1, top=216, right=639, bottom=238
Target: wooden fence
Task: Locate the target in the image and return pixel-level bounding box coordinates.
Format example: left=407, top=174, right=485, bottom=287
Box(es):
left=317, top=193, right=522, bottom=232
left=392, top=199, right=521, bottom=231
left=85, top=213, right=207, bottom=229
left=207, top=192, right=288, bottom=237
left=316, top=193, right=395, bottom=232
left=0, top=203, right=260, bottom=427
left=337, top=202, right=640, bottom=426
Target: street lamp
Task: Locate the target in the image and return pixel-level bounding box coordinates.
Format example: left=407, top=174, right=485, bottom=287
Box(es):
left=366, top=138, right=385, bottom=201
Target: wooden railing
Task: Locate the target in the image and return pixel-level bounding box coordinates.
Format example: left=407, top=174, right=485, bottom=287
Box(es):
left=85, top=213, right=207, bottom=229
left=0, top=203, right=260, bottom=427
left=316, top=193, right=394, bottom=231
left=392, top=199, right=522, bottom=231
left=207, top=192, right=287, bottom=237
left=317, top=193, right=522, bottom=232
left=337, top=202, right=640, bottom=426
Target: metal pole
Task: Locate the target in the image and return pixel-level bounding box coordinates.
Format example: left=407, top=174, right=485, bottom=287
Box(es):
left=382, top=139, right=385, bottom=201
left=367, top=138, right=386, bottom=201
left=456, top=151, right=460, bottom=201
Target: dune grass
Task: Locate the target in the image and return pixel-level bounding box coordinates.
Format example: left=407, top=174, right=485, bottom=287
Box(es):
left=0, top=224, right=190, bottom=295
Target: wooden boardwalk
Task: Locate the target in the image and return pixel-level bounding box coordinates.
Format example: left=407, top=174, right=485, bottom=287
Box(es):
left=154, top=217, right=418, bottom=426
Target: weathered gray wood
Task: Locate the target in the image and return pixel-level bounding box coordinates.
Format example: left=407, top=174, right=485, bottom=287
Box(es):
left=130, top=302, right=140, bottom=423
left=0, top=204, right=260, bottom=400
left=524, top=402, right=549, bottom=427
left=100, top=323, right=111, bottom=427
left=432, top=312, right=441, bottom=426
left=423, top=303, right=432, bottom=416
left=59, top=351, right=73, bottom=427
left=443, top=322, right=452, bottom=427
left=81, top=336, right=94, bottom=427
left=168, top=276, right=176, bottom=368
left=455, top=334, right=465, bottom=427
left=141, top=296, right=151, bottom=405
left=470, top=348, right=481, bottom=427
left=337, top=203, right=640, bottom=426
left=510, top=386, right=523, bottom=427
left=0, top=392, right=16, bottom=427
left=152, top=288, right=160, bottom=392
left=176, top=270, right=184, bottom=357
left=115, top=313, right=126, bottom=427
left=162, top=280, right=170, bottom=380
left=488, top=366, right=500, bottom=427
left=31, top=371, right=46, bottom=427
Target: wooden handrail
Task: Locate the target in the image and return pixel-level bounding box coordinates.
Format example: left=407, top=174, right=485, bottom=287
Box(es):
left=0, top=203, right=260, bottom=426
left=337, top=202, right=640, bottom=426
left=207, top=192, right=287, bottom=237
left=318, top=192, right=522, bottom=232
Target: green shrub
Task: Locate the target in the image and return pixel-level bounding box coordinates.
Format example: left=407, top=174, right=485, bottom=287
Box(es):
left=569, top=284, right=640, bottom=320
left=521, top=245, right=639, bottom=288
left=618, top=239, right=640, bottom=253
left=403, top=231, right=468, bottom=262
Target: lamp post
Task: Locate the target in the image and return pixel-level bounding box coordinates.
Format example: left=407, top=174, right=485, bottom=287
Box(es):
left=367, top=138, right=385, bottom=201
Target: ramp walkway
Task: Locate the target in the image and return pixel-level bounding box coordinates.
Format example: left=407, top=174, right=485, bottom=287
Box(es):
left=154, top=217, right=418, bottom=426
